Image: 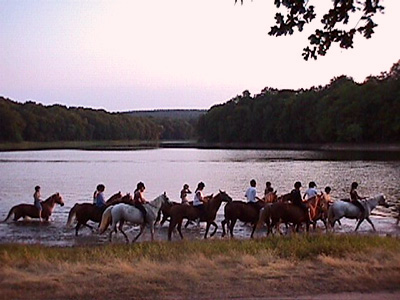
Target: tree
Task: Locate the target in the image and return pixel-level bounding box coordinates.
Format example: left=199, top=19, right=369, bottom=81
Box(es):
left=236, top=0, right=384, bottom=60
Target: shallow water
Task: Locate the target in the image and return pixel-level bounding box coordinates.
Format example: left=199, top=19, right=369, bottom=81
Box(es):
left=0, top=148, right=399, bottom=245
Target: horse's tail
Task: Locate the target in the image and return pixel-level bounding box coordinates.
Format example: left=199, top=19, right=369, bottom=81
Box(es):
left=99, top=206, right=113, bottom=234
left=2, top=206, right=15, bottom=222
left=257, top=205, right=270, bottom=229
left=66, top=204, right=79, bottom=227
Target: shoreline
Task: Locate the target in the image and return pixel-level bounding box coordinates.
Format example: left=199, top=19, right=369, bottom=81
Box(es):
left=1, top=140, right=400, bottom=152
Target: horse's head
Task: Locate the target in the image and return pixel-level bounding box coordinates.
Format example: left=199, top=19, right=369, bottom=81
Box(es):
left=54, top=193, right=64, bottom=206
left=120, top=193, right=133, bottom=204
left=377, top=194, right=389, bottom=208
left=106, top=191, right=123, bottom=204
left=217, top=190, right=233, bottom=203
left=162, top=192, right=170, bottom=204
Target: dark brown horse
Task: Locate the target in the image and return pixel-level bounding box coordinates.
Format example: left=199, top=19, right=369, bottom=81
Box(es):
left=3, top=193, right=65, bottom=222
left=221, top=192, right=277, bottom=238
left=168, top=191, right=232, bottom=241
left=66, top=192, right=128, bottom=236
left=257, top=201, right=311, bottom=235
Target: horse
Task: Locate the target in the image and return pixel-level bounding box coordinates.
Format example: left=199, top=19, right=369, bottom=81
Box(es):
left=221, top=193, right=277, bottom=238
left=328, top=194, right=388, bottom=231
left=156, top=201, right=193, bottom=227
left=3, top=193, right=65, bottom=222
left=168, top=191, right=232, bottom=241
left=66, top=192, right=128, bottom=236
left=99, top=193, right=170, bottom=243
left=257, top=201, right=311, bottom=235
left=308, top=194, right=329, bottom=231
left=277, top=193, right=291, bottom=203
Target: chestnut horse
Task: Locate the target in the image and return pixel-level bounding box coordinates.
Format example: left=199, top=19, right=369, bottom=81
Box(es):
left=66, top=192, right=128, bottom=236
left=168, top=191, right=232, bottom=241
left=3, top=193, right=65, bottom=222
left=221, top=192, right=277, bottom=238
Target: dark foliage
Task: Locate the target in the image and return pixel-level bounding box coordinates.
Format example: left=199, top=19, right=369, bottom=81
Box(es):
left=198, top=60, right=400, bottom=144
left=236, top=0, right=384, bottom=60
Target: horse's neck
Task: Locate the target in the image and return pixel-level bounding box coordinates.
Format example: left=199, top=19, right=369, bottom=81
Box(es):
left=146, top=196, right=163, bottom=215
left=42, top=197, right=56, bottom=211
left=365, top=196, right=379, bottom=210
left=208, top=196, right=223, bottom=213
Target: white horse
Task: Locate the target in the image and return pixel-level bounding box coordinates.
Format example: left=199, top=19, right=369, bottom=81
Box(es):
left=328, top=194, right=388, bottom=231
left=99, top=192, right=169, bottom=243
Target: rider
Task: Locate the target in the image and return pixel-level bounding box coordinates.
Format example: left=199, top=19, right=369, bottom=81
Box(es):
left=33, top=185, right=43, bottom=222
left=245, top=179, right=261, bottom=209
left=291, top=181, right=311, bottom=221
left=134, top=181, right=148, bottom=224
left=193, top=182, right=206, bottom=219
left=303, top=181, right=318, bottom=200
left=180, top=183, right=192, bottom=205
left=94, top=184, right=106, bottom=208
left=323, top=186, right=334, bottom=206
left=350, top=182, right=366, bottom=218
left=264, top=181, right=274, bottom=197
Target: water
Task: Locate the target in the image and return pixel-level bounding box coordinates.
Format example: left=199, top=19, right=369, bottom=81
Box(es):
left=0, top=148, right=399, bottom=245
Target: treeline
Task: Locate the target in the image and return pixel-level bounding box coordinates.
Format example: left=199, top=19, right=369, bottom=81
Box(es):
left=198, top=60, right=400, bottom=144
left=0, top=99, right=163, bottom=142
left=128, top=109, right=205, bottom=140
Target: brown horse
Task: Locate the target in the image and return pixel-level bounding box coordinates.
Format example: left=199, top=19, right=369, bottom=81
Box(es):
left=168, top=191, right=232, bottom=241
left=309, top=194, right=329, bottom=231
left=257, top=201, right=311, bottom=235
left=66, top=192, right=130, bottom=236
left=221, top=193, right=277, bottom=238
left=3, top=193, right=65, bottom=222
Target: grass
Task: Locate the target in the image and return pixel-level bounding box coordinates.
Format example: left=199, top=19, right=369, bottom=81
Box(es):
left=1, top=235, right=400, bottom=299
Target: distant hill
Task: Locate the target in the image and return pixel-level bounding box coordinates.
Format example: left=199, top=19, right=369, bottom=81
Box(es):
left=127, top=109, right=206, bottom=120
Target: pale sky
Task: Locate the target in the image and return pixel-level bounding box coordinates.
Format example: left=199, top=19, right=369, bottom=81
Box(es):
left=1, top=0, right=399, bottom=112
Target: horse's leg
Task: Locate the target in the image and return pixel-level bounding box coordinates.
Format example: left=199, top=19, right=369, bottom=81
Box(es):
left=354, top=218, right=365, bottom=231
left=118, top=221, right=130, bottom=243
left=221, top=219, right=227, bottom=237
left=250, top=222, right=257, bottom=238
left=168, top=219, right=176, bottom=241
left=150, top=223, right=155, bottom=241
left=177, top=219, right=184, bottom=239
left=365, top=217, right=376, bottom=231
left=75, top=223, right=81, bottom=236
left=204, top=222, right=211, bottom=239
left=132, top=224, right=145, bottom=243
left=210, top=221, right=218, bottom=237
left=229, top=219, right=237, bottom=238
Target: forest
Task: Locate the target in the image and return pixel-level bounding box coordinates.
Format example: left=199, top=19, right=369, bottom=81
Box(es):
left=0, top=99, right=200, bottom=142
left=1, top=60, right=399, bottom=145
left=197, top=60, right=400, bottom=144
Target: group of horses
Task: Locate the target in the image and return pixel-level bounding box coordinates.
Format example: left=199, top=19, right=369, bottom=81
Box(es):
left=1, top=189, right=391, bottom=243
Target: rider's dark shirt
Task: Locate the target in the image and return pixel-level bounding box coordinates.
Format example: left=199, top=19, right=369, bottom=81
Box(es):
left=291, top=189, right=303, bottom=207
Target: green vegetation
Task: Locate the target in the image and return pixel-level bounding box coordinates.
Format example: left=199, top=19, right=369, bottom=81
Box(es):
left=198, top=60, right=400, bottom=144
left=1, top=235, right=399, bottom=264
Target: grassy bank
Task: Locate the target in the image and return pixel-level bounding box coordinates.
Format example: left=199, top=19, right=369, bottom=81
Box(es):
left=0, top=140, right=161, bottom=151
left=1, top=235, right=400, bottom=299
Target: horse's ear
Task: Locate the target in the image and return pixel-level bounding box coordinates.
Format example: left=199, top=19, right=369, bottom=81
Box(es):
left=274, top=190, right=277, bottom=195
left=164, top=191, right=166, bottom=196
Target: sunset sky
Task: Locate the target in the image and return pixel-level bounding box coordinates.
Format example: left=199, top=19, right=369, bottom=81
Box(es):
left=1, top=0, right=399, bottom=112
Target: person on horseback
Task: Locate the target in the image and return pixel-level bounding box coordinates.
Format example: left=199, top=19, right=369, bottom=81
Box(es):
left=33, top=185, right=43, bottom=222
left=193, top=181, right=206, bottom=219
left=350, top=182, right=366, bottom=218
left=245, top=179, right=261, bottom=210
left=94, top=184, right=106, bottom=208
left=303, top=181, right=318, bottom=200
left=323, top=186, right=334, bottom=206
left=134, top=182, right=148, bottom=224
left=180, top=183, right=192, bottom=205
left=264, top=181, right=274, bottom=197
left=291, top=181, right=311, bottom=221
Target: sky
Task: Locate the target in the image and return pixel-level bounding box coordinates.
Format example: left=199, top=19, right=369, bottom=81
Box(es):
left=1, top=0, right=399, bottom=112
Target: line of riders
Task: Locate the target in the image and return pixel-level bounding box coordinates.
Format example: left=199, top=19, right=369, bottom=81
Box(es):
left=3, top=177, right=393, bottom=243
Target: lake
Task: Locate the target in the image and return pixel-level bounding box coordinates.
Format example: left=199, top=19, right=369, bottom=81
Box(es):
left=0, top=148, right=399, bottom=245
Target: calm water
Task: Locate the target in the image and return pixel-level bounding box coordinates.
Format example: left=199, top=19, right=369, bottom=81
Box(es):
left=0, top=148, right=399, bottom=245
